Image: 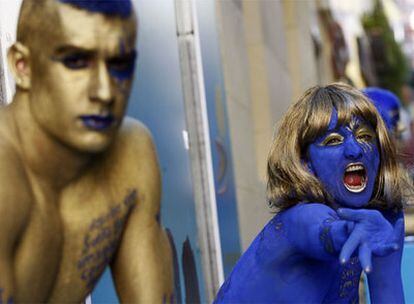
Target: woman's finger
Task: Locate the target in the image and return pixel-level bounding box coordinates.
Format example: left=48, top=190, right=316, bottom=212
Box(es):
left=339, top=229, right=361, bottom=264
left=358, top=243, right=372, bottom=273
left=375, top=242, right=399, bottom=256
left=337, top=208, right=368, bottom=222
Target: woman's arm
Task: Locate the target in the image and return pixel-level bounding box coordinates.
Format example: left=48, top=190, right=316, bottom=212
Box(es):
left=367, top=212, right=405, bottom=304
left=337, top=209, right=404, bottom=303
left=281, top=203, right=351, bottom=260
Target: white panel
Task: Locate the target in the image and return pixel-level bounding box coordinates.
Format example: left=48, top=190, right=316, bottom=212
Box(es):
left=175, top=0, right=224, bottom=300
left=0, top=0, right=22, bottom=103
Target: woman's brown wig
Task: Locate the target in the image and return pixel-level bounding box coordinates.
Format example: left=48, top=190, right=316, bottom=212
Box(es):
left=267, top=83, right=409, bottom=211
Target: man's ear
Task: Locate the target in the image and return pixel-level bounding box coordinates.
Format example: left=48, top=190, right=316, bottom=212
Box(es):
left=7, top=42, right=31, bottom=90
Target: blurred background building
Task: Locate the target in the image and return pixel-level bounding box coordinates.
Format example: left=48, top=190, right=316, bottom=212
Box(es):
left=218, top=0, right=414, bottom=249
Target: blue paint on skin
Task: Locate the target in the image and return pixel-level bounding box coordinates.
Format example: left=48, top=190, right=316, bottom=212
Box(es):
left=363, top=87, right=401, bottom=132
left=79, top=115, right=115, bottom=131
left=58, top=0, right=132, bottom=18
left=215, top=186, right=402, bottom=302
left=50, top=47, right=137, bottom=82
left=215, top=109, right=403, bottom=303
left=107, top=50, right=137, bottom=81
left=215, top=204, right=361, bottom=303
left=307, top=109, right=380, bottom=208
left=80, top=114, right=115, bottom=131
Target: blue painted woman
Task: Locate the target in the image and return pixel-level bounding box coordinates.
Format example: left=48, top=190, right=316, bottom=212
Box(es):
left=215, top=83, right=410, bottom=303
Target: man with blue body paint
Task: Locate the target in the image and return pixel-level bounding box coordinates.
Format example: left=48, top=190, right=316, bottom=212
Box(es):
left=0, top=0, right=173, bottom=302
left=215, top=83, right=409, bottom=303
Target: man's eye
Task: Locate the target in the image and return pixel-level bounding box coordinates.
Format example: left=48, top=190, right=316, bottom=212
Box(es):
left=321, top=135, right=343, bottom=146
left=107, top=55, right=136, bottom=72
left=61, top=55, right=91, bottom=69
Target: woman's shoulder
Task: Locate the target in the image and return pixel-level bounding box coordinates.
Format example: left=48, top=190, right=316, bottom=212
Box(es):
left=279, top=202, right=336, bottom=219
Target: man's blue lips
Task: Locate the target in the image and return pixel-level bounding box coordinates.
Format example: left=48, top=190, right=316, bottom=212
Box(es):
left=80, top=114, right=115, bottom=131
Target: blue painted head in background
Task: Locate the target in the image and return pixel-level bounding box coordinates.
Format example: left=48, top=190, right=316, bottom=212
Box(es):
left=58, top=0, right=132, bottom=17
left=362, top=87, right=401, bottom=133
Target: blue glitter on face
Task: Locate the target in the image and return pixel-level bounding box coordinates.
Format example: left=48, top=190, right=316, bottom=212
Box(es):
left=58, top=0, right=132, bottom=18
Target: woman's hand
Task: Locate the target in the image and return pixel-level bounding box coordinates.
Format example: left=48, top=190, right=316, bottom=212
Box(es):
left=337, top=208, right=404, bottom=273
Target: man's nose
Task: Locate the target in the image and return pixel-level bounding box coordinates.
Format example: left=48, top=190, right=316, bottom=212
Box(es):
left=89, top=61, right=114, bottom=104
left=344, top=137, right=363, bottom=160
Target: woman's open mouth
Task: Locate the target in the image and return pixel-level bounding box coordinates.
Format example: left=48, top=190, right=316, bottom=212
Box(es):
left=343, top=163, right=367, bottom=193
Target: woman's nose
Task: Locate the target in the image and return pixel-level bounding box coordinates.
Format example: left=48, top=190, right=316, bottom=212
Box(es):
left=343, top=137, right=363, bottom=160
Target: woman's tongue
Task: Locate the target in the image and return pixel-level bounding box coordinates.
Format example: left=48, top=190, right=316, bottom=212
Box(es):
left=344, top=172, right=363, bottom=186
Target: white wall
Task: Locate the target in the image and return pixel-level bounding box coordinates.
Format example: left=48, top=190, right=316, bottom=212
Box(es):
left=217, top=0, right=297, bottom=250
left=217, top=0, right=332, bottom=250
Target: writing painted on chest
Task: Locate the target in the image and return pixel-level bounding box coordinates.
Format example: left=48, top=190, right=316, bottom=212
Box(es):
left=339, top=257, right=361, bottom=299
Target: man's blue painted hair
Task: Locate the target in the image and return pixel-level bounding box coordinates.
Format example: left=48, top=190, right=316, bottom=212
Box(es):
left=58, top=0, right=132, bottom=18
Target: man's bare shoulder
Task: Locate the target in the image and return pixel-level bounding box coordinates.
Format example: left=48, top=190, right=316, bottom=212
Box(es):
left=108, top=117, right=158, bottom=169
left=117, top=117, right=155, bottom=150
left=104, top=117, right=160, bottom=213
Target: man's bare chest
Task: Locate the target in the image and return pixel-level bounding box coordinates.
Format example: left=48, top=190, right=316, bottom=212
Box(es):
left=59, top=188, right=138, bottom=288
left=15, top=184, right=139, bottom=302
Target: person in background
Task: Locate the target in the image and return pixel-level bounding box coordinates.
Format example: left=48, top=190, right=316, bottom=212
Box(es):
left=362, top=87, right=414, bottom=235
left=362, top=87, right=405, bottom=141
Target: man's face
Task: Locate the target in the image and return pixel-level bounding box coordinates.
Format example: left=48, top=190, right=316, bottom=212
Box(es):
left=28, top=2, right=137, bottom=152
left=307, top=110, right=380, bottom=208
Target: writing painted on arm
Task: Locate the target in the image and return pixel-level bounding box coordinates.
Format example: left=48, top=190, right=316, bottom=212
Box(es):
left=77, top=189, right=138, bottom=288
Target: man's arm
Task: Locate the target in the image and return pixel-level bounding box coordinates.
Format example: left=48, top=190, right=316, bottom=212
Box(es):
left=0, top=152, right=31, bottom=303
left=0, top=250, right=15, bottom=303
left=111, top=124, right=173, bottom=303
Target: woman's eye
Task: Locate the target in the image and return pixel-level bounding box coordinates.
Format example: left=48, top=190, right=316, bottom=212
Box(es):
left=358, top=134, right=373, bottom=141
left=322, top=136, right=343, bottom=146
